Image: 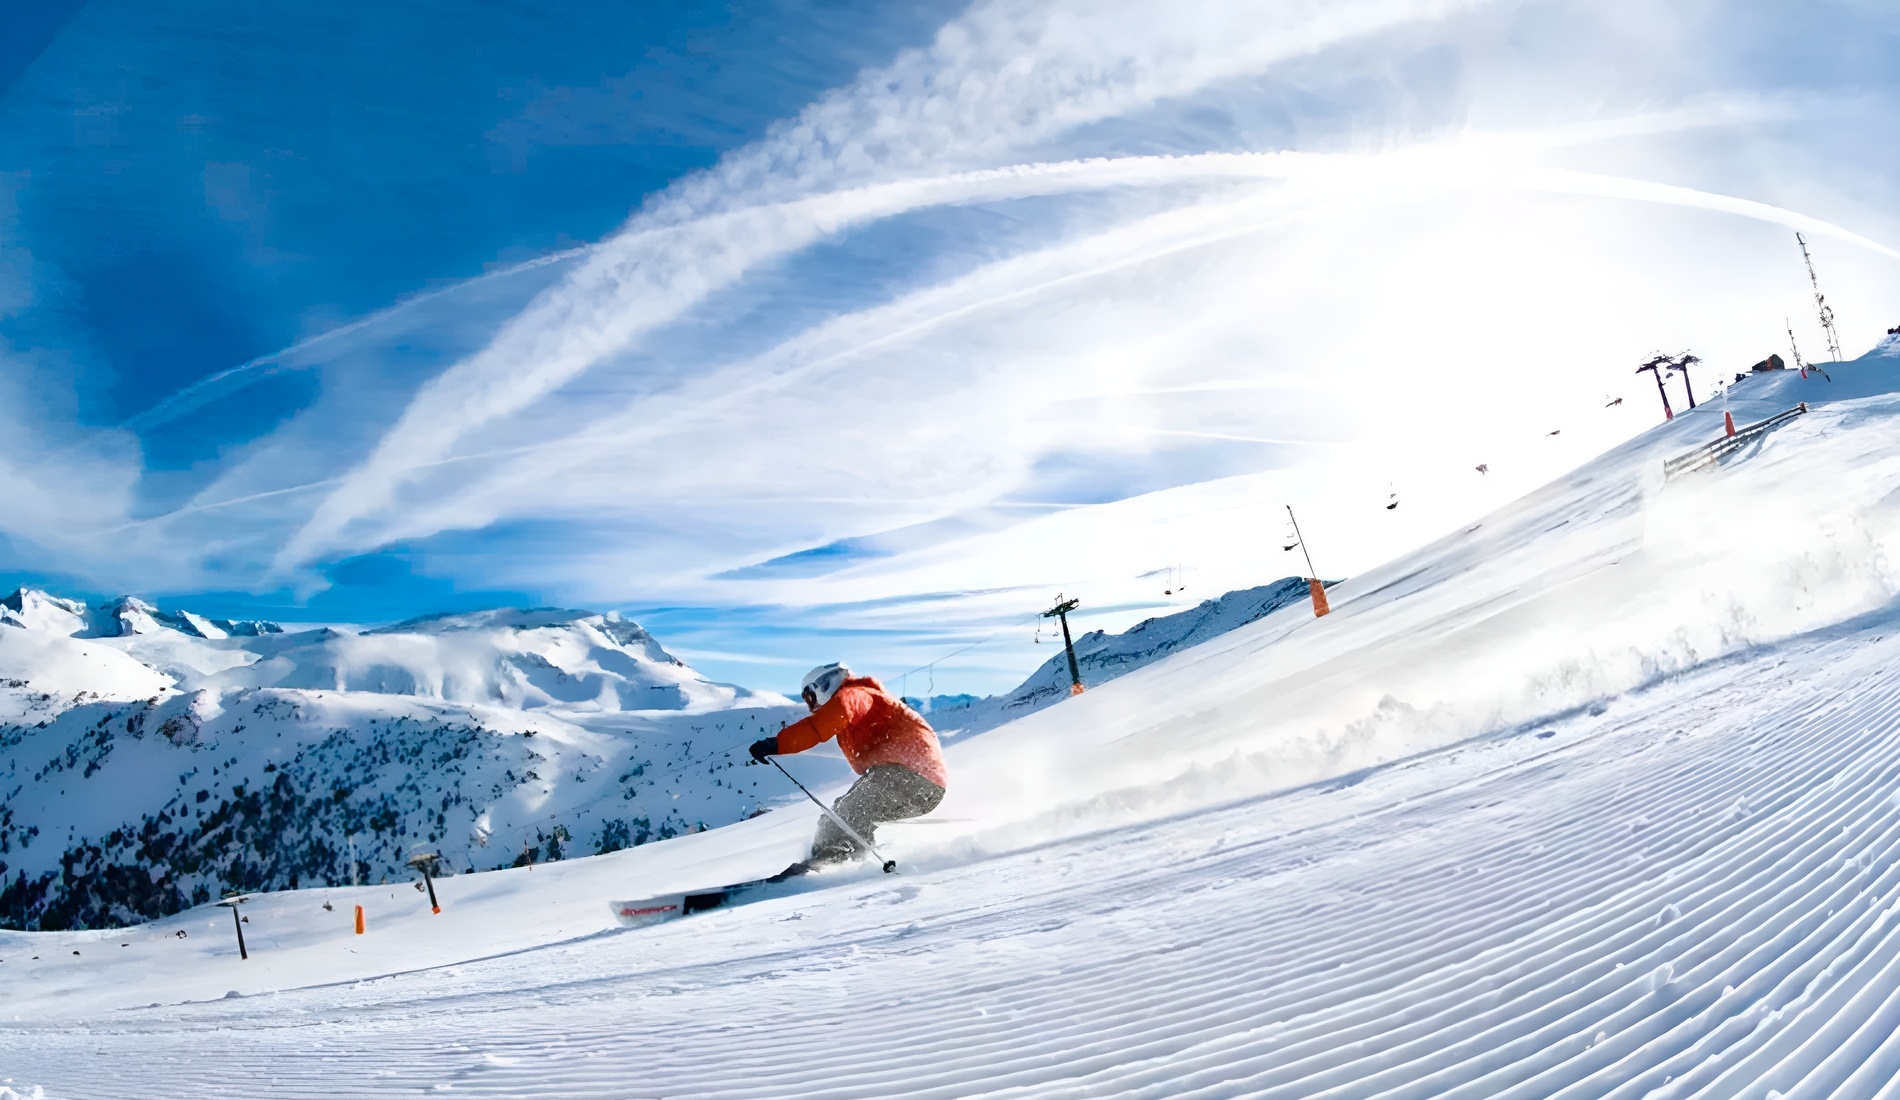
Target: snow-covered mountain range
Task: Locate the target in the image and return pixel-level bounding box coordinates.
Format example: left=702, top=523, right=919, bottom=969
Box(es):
left=0, top=595, right=803, bottom=930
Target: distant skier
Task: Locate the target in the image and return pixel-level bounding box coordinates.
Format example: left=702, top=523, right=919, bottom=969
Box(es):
left=749, top=663, right=947, bottom=874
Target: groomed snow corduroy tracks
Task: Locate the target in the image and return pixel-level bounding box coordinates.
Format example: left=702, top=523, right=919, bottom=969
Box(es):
left=12, top=608, right=1900, bottom=1097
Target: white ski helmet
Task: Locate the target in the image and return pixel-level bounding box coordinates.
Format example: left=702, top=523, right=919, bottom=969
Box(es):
left=800, top=663, right=850, bottom=709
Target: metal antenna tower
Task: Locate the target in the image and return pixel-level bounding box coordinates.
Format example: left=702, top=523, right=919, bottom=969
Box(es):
left=1796, top=232, right=1843, bottom=362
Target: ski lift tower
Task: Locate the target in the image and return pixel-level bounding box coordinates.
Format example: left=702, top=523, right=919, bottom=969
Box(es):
left=407, top=851, right=444, bottom=914
left=1668, top=353, right=1700, bottom=409
left=1042, top=596, right=1085, bottom=696
left=216, top=895, right=250, bottom=960
left=1637, top=355, right=1675, bottom=420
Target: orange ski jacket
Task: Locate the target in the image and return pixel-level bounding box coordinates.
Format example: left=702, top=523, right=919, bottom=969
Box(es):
left=777, top=676, right=948, bottom=789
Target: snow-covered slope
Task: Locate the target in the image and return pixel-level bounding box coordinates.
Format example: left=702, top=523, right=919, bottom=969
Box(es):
left=0, top=629, right=172, bottom=716
left=0, top=595, right=805, bottom=929
left=918, top=576, right=1314, bottom=738
left=8, top=345, right=1900, bottom=1096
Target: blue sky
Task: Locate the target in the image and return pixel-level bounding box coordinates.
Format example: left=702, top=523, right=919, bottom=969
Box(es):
left=3, top=0, right=1899, bottom=695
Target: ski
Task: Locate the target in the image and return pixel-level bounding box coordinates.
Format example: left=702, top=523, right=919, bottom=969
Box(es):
left=608, top=880, right=767, bottom=927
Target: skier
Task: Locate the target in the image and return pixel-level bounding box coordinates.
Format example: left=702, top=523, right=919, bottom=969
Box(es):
left=749, top=663, right=947, bottom=874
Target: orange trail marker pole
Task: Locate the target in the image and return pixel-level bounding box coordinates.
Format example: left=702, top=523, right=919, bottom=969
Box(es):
left=1286, top=506, right=1330, bottom=618
left=1308, top=577, right=1331, bottom=617
left=354, top=905, right=366, bottom=934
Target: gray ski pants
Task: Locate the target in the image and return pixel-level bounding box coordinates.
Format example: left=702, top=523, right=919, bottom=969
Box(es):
left=810, top=764, right=945, bottom=865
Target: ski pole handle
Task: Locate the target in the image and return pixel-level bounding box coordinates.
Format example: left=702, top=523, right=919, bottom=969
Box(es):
left=769, top=757, right=897, bottom=873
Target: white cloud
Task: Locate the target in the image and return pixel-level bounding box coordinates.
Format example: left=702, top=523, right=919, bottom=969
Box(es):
left=274, top=0, right=1508, bottom=576
left=263, top=143, right=1900, bottom=582
left=0, top=177, right=142, bottom=577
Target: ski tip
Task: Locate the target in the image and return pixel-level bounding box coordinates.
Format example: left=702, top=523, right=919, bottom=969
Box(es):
left=608, top=895, right=686, bottom=927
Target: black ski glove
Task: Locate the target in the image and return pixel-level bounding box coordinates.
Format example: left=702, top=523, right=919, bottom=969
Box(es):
left=748, top=736, right=778, bottom=764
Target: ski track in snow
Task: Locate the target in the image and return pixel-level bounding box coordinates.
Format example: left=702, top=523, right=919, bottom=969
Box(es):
left=8, top=612, right=1900, bottom=1096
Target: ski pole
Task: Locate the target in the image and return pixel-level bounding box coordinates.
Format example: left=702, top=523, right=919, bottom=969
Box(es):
left=768, top=757, right=897, bottom=873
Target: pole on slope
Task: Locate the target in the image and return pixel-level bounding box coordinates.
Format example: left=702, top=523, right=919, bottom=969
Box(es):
left=407, top=852, right=443, bottom=914
left=1796, top=232, right=1844, bottom=362
left=1637, top=356, right=1675, bottom=420
left=1042, top=596, right=1085, bottom=695
left=1785, top=317, right=1830, bottom=382
left=1669, top=352, right=1700, bottom=409
left=217, top=896, right=248, bottom=960
left=767, top=757, right=897, bottom=873
left=1285, top=506, right=1330, bottom=618
left=1787, top=318, right=1810, bottom=379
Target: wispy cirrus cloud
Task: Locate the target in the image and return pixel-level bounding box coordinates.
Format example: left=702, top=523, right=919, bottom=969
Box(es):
left=268, top=141, right=1900, bottom=575
left=272, top=0, right=1508, bottom=575
left=0, top=177, right=142, bottom=574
